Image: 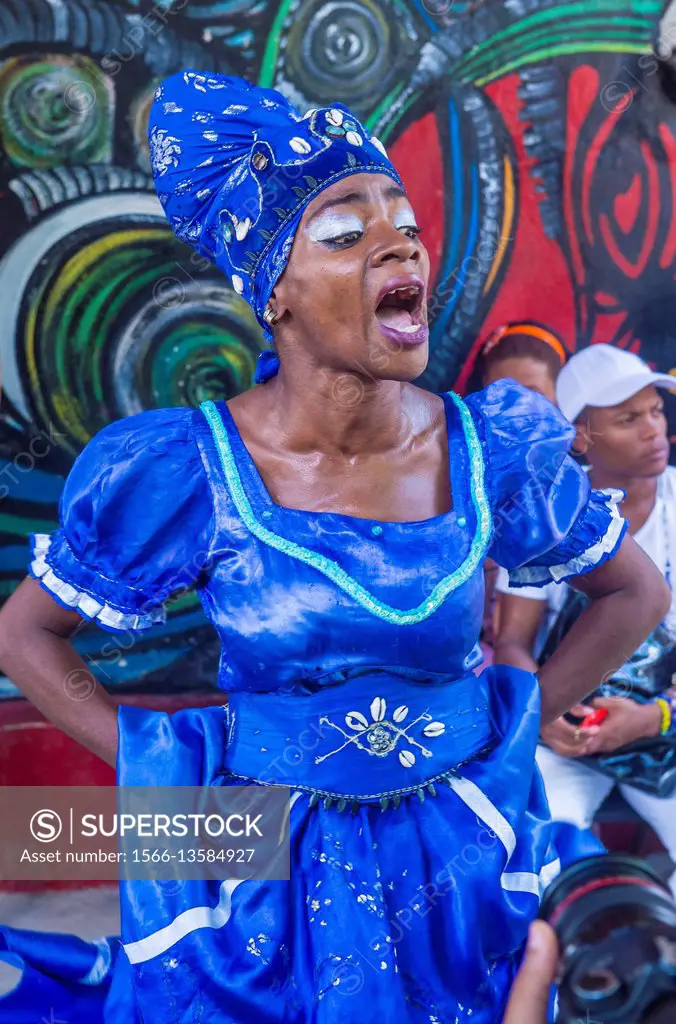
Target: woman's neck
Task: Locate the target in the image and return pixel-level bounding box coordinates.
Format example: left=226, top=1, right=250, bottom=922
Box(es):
left=259, top=372, right=427, bottom=458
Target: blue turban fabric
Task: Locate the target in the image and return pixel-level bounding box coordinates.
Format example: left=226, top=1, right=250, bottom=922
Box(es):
left=148, top=71, right=402, bottom=382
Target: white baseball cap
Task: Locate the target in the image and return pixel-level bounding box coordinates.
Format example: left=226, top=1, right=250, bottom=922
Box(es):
left=556, top=344, right=675, bottom=422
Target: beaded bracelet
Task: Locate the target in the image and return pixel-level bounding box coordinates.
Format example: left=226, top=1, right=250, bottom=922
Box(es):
left=655, top=697, right=673, bottom=736
left=669, top=694, right=676, bottom=733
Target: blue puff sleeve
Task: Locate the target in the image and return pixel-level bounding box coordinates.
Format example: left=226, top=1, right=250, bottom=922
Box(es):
left=29, top=408, right=215, bottom=632
left=465, top=380, right=628, bottom=588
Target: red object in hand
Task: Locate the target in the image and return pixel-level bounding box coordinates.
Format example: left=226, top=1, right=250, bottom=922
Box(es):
left=581, top=708, right=609, bottom=729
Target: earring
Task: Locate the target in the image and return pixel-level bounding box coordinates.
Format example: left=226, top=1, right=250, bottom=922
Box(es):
left=263, top=306, right=280, bottom=328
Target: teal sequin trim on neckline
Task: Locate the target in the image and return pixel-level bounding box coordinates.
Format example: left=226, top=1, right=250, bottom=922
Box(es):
left=200, top=394, right=492, bottom=626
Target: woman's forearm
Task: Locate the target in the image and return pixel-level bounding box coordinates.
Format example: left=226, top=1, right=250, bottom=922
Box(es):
left=0, top=622, right=118, bottom=768
left=537, top=537, right=671, bottom=723
left=538, top=585, right=668, bottom=724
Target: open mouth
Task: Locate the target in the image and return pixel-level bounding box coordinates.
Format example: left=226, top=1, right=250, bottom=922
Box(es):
left=375, top=279, right=426, bottom=338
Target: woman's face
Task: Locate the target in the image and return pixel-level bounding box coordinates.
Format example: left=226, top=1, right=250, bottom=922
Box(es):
left=272, top=173, right=430, bottom=382
left=483, top=355, right=557, bottom=403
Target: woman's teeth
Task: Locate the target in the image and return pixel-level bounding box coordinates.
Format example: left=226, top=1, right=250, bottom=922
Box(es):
left=383, top=286, right=420, bottom=306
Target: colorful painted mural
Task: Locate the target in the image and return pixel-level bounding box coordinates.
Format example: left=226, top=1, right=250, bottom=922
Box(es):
left=1, top=0, right=675, bottom=695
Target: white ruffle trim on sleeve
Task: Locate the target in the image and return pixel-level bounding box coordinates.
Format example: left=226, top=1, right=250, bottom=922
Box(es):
left=507, top=489, right=626, bottom=588
left=30, top=533, right=166, bottom=633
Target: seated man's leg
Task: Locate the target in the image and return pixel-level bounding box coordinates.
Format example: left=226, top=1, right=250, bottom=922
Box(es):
left=619, top=785, right=676, bottom=896
left=536, top=745, right=615, bottom=828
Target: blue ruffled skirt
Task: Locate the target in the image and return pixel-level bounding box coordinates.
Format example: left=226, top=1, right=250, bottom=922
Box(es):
left=0, top=666, right=601, bottom=1022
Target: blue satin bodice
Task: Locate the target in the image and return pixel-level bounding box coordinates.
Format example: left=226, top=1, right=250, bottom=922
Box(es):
left=198, top=391, right=487, bottom=691
left=30, top=380, right=625, bottom=693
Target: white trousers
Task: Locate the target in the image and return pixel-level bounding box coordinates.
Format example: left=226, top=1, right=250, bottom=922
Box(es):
left=536, top=745, right=676, bottom=896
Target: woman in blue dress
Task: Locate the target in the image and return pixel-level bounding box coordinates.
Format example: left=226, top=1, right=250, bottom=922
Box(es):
left=0, top=73, right=670, bottom=1023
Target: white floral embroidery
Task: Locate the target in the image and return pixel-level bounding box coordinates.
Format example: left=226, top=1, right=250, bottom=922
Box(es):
left=315, top=698, right=446, bottom=767
left=149, top=126, right=181, bottom=176
left=246, top=933, right=271, bottom=958
left=163, top=102, right=183, bottom=114
left=185, top=72, right=207, bottom=92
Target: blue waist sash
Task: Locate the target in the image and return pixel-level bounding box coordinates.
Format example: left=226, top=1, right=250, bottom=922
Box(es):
left=223, top=670, right=494, bottom=803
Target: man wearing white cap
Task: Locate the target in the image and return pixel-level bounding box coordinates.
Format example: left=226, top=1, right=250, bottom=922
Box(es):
left=494, top=345, right=676, bottom=889
left=556, top=343, right=676, bottom=424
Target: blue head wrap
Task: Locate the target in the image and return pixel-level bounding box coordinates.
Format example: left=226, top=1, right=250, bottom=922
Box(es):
left=148, top=71, right=403, bottom=383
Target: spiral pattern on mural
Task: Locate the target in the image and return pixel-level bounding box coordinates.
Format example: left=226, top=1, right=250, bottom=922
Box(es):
left=0, top=188, right=263, bottom=455
left=112, top=277, right=263, bottom=418
left=274, top=0, right=417, bottom=113
left=0, top=55, right=113, bottom=167
left=129, top=85, right=157, bottom=173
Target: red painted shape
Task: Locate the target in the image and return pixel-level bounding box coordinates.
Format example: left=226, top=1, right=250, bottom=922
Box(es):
left=599, top=141, right=659, bottom=279
left=594, top=291, right=620, bottom=308
left=592, top=309, right=630, bottom=346
left=613, top=173, right=642, bottom=234
left=583, top=85, right=633, bottom=246
left=457, top=75, right=576, bottom=391
left=565, top=66, right=600, bottom=291
left=389, top=112, right=445, bottom=287
left=658, top=123, right=676, bottom=269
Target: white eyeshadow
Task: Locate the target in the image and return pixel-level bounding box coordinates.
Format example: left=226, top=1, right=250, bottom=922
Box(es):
left=307, top=212, right=364, bottom=242
left=393, top=207, right=418, bottom=229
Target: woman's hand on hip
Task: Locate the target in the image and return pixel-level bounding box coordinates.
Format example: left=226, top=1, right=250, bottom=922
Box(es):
left=538, top=537, right=671, bottom=723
